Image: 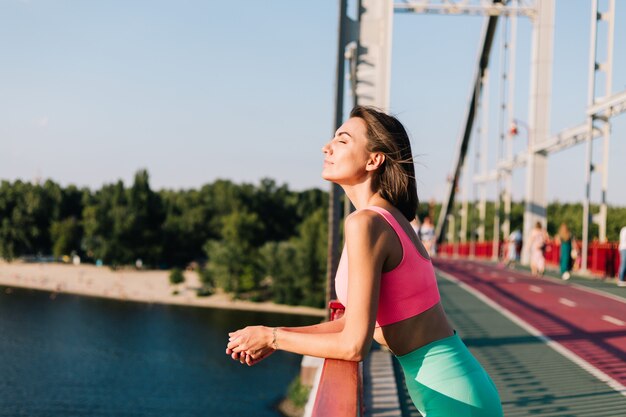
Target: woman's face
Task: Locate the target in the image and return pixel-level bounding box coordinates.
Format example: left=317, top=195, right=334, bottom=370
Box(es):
left=321, top=117, right=374, bottom=185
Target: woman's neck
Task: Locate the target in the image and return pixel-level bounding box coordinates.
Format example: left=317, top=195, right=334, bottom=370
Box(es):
left=341, top=182, right=385, bottom=210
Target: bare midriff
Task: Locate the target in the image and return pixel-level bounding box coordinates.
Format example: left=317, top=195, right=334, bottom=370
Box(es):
left=373, top=303, right=454, bottom=357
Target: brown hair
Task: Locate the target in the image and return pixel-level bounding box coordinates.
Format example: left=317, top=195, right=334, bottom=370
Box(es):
left=350, top=106, right=418, bottom=221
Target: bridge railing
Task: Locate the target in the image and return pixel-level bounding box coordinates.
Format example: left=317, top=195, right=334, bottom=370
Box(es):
left=308, top=301, right=363, bottom=417
left=544, top=240, right=620, bottom=277
left=438, top=240, right=621, bottom=277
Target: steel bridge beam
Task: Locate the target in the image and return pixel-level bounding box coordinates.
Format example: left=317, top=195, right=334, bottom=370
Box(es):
left=473, top=86, right=626, bottom=184
left=394, top=0, right=535, bottom=17
left=434, top=0, right=503, bottom=244
left=587, top=89, right=626, bottom=119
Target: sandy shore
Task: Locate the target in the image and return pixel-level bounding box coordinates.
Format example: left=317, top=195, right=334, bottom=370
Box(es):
left=0, top=261, right=325, bottom=317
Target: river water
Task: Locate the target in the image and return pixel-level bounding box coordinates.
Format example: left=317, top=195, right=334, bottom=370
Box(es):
left=0, top=286, right=321, bottom=417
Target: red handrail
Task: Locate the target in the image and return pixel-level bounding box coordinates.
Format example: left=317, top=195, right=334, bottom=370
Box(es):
left=310, top=301, right=362, bottom=417
left=438, top=240, right=621, bottom=277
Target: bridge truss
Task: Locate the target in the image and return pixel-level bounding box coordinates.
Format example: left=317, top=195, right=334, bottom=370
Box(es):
left=327, top=0, right=624, bottom=289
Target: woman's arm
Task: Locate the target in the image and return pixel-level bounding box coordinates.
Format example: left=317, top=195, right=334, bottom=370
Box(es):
left=282, top=314, right=346, bottom=334
left=227, top=211, right=384, bottom=362
left=226, top=312, right=346, bottom=366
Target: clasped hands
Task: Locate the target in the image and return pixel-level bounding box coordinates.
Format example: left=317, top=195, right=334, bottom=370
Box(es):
left=226, top=325, right=276, bottom=366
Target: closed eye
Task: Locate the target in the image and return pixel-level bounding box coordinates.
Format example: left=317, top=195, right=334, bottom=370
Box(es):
left=334, top=131, right=352, bottom=144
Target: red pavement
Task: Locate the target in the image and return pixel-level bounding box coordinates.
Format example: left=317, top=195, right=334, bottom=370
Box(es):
left=434, top=258, right=626, bottom=387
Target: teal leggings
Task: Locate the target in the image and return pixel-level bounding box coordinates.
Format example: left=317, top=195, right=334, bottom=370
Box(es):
left=395, top=332, right=503, bottom=417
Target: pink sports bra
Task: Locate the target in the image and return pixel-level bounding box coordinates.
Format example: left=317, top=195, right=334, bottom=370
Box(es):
left=334, top=206, right=441, bottom=327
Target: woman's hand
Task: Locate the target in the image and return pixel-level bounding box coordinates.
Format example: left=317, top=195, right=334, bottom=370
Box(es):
left=226, top=347, right=275, bottom=366
left=226, top=326, right=275, bottom=366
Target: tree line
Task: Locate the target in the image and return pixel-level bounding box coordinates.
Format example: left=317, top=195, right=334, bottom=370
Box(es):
left=1, top=171, right=624, bottom=306
left=0, top=170, right=328, bottom=307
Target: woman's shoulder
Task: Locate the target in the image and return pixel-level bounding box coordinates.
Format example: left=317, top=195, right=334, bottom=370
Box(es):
left=345, top=208, right=392, bottom=239
left=346, top=208, right=383, bottom=227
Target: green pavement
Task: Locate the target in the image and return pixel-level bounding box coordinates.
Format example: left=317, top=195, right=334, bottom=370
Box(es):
left=391, top=272, right=626, bottom=417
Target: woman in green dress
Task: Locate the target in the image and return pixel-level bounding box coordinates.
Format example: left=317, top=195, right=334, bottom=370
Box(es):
left=557, top=223, right=574, bottom=280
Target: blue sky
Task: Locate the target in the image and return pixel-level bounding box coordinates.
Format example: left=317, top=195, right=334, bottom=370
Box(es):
left=1, top=0, right=625, bottom=206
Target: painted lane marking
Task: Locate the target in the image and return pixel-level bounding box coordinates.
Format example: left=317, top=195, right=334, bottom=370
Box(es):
left=439, top=258, right=625, bottom=305
left=436, top=268, right=626, bottom=397
left=559, top=298, right=577, bottom=307
left=507, top=277, right=516, bottom=283
left=602, top=315, right=626, bottom=326
left=521, top=269, right=626, bottom=305
left=529, top=285, right=543, bottom=293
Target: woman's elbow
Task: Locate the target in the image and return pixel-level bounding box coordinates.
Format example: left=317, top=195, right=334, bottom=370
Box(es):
left=343, top=342, right=369, bottom=362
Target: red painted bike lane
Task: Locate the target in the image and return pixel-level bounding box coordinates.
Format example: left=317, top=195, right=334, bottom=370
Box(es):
left=434, top=258, right=626, bottom=388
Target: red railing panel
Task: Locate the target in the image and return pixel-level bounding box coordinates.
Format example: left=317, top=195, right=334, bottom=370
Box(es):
left=310, top=359, right=360, bottom=417
left=310, top=301, right=362, bottom=417
left=438, top=240, right=620, bottom=277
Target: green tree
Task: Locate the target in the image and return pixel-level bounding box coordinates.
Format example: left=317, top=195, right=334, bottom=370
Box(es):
left=203, top=210, right=264, bottom=295
left=82, top=180, right=130, bottom=265
left=0, top=180, right=64, bottom=259
left=125, top=170, right=165, bottom=265
left=161, top=189, right=216, bottom=267
left=203, top=239, right=255, bottom=293
left=82, top=171, right=164, bottom=266
left=169, top=268, right=185, bottom=285
left=250, top=178, right=299, bottom=243
left=291, top=207, right=328, bottom=307
left=259, top=241, right=299, bottom=304
left=50, top=217, right=82, bottom=257
left=197, top=266, right=214, bottom=291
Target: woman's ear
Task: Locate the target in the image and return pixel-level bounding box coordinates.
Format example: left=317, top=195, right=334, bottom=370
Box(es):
left=366, top=153, right=385, bottom=172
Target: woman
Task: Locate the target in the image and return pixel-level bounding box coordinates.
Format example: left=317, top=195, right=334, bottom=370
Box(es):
left=226, top=107, right=503, bottom=416
left=529, top=221, right=548, bottom=277
left=556, top=223, right=573, bottom=280
left=619, top=225, right=626, bottom=287
left=418, top=215, right=436, bottom=256
left=505, top=229, right=522, bottom=268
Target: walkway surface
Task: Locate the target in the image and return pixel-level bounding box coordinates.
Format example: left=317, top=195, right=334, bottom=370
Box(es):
left=363, top=258, right=626, bottom=417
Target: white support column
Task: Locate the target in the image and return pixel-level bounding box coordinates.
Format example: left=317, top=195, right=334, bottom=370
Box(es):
left=598, top=0, right=614, bottom=243
left=582, top=1, right=599, bottom=273
left=478, top=72, right=489, bottom=243
left=447, top=214, right=456, bottom=244
left=461, top=161, right=469, bottom=244
left=355, top=0, right=393, bottom=110
left=522, top=0, right=554, bottom=265
left=503, top=1, right=517, bottom=241
left=493, top=12, right=511, bottom=261
left=582, top=0, right=615, bottom=270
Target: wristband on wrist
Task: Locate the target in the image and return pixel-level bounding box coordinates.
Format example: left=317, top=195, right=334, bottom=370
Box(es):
left=272, top=327, right=279, bottom=350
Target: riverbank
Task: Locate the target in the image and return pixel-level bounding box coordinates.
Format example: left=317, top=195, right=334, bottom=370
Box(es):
left=0, top=261, right=325, bottom=317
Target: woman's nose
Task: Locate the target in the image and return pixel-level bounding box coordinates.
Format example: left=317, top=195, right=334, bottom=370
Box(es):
left=322, top=141, right=331, bottom=154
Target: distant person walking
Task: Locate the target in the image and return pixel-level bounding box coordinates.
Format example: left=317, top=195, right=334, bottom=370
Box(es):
left=618, top=226, right=626, bottom=287
left=410, top=217, right=421, bottom=237
left=529, top=222, right=548, bottom=277
left=505, top=229, right=522, bottom=268
left=418, top=215, right=436, bottom=256
left=556, top=223, right=574, bottom=280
